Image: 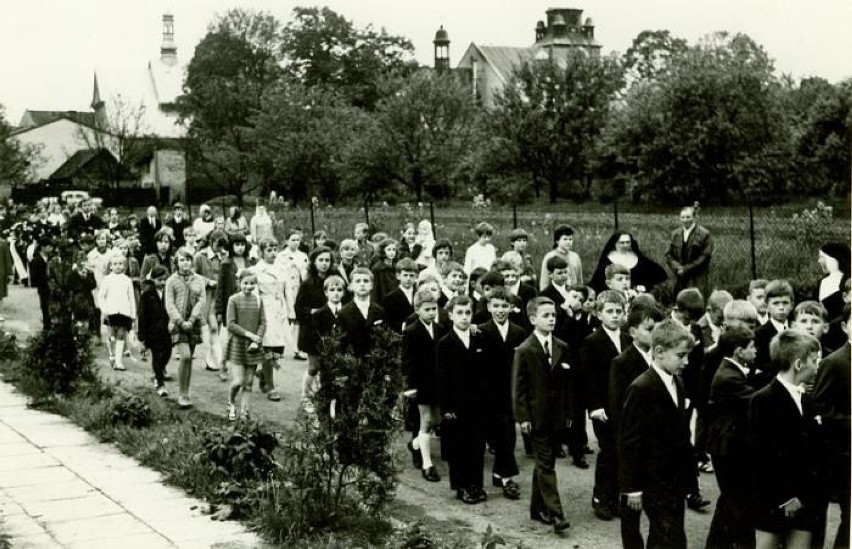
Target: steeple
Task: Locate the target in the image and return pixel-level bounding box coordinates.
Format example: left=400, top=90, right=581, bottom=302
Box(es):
left=433, top=26, right=450, bottom=74
left=160, top=12, right=177, bottom=66
left=91, top=72, right=107, bottom=128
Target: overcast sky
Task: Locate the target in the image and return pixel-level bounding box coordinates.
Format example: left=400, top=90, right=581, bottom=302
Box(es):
left=2, top=0, right=850, bottom=124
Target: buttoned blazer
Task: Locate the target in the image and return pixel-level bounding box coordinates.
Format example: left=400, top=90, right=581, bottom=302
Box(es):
left=705, top=359, right=757, bottom=458
left=338, top=300, right=384, bottom=357
left=383, top=288, right=414, bottom=333
left=812, top=342, right=851, bottom=460
left=618, top=367, right=693, bottom=496
left=402, top=319, right=446, bottom=405
left=437, top=329, right=487, bottom=416
left=512, top=333, right=574, bottom=431
left=608, top=344, right=650, bottom=433
left=748, top=379, right=820, bottom=510
left=581, top=328, right=632, bottom=413
left=479, top=319, right=528, bottom=414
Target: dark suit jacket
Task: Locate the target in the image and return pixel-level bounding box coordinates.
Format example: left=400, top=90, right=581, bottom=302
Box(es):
left=581, top=328, right=631, bottom=413
left=508, top=283, right=536, bottom=328
left=512, top=333, right=575, bottom=431
left=665, top=223, right=713, bottom=295
left=539, top=284, right=570, bottom=342
left=167, top=217, right=190, bottom=249
left=479, top=319, right=527, bottom=414
left=748, top=379, right=821, bottom=511
left=705, top=359, right=757, bottom=458
left=754, top=320, right=783, bottom=385
left=618, top=368, right=694, bottom=497
left=308, top=305, right=341, bottom=357
left=29, top=254, right=49, bottom=295
left=383, top=287, right=414, bottom=333
left=812, top=342, right=851, bottom=463
left=138, top=217, right=162, bottom=256
left=403, top=319, right=446, bottom=405
left=338, top=300, right=385, bottom=357
left=66, top=212, right=104, bottom=238
left=437, top=329, right=487, bottom=416
left=137, top=282, right=170, bottom=349
left=608, top=344, right=651, bottom=432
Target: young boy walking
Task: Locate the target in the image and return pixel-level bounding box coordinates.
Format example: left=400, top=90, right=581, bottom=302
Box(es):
left=137, top=266, right=172, bottom=397
left=338, top=267, right=384, bottom=358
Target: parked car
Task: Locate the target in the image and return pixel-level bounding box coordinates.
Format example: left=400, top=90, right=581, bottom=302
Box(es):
left=61, top=190, right=90, bottom=207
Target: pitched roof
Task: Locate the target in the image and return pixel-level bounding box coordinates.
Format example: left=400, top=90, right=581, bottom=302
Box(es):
left=476, top=46, right=536, bottom=85
left=18, top=110, right=96, bottom=129
left=49, top=148, right=119, bottom=180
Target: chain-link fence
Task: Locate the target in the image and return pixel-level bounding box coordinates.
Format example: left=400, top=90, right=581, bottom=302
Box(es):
left=267, top=199, right=849, bottom=302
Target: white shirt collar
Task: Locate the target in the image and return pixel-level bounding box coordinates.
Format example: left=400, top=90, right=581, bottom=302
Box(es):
left=328, top=301, right=341, bottom=315
left=724, top=357, right=750, bottom=377
left=402, top=285, right=414, bottom=303
left=651, top=364, right=678, bottom=406
left=683, top=224, right=695, bottom=240
left=354, top=298, right=371, bottom=319
left=508, top=282, right=520, bottom=295
left=552, top=282, right=569, bottom=299
left=495, top=320, right=509, bottom=341
left=533, top=330, right=553, bottom=353
left=634, top=343, right=653, bottom=367
left=776, top=375, right=804, bottom=415
left=453, top=327, right=470, bottom=348
left=421, top=318, right=434, bottom=338
left=757, top=313, right=768, bottom=325
left=770, top=317, right=788, bottom=333
left=602, top=325, right=622, bottom=352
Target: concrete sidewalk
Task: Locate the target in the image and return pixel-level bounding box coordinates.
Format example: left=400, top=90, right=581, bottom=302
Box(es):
left=0, top=382, right=264, bottom=548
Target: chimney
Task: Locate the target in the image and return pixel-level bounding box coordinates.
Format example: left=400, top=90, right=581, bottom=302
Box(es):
left=161, top=12, right=177, bottom=66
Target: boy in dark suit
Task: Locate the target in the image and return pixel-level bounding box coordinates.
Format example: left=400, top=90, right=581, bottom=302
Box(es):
left=403, top=287, right=446, bottom=482
left=437, top=295, right=487, bottom=505
left=753, top=279, right=793, bottom=385
left=496, top=259, right=536, bottom=329
left=338, top=267, right=385, bottom=358
left=748, top=328, right=822, bottom=549
left=29, top=240, right=53, bottom=328
left=382, top=258, right=417, bottom=333
left=704, top=324, right=759, bottom=549
left=619, top=319, right=696, bottom=549
left=581, top=290, right=630, bottom=521
left=812, top=304, right=851, bottom=549
left=137, top=266, right=173, bottom=397
left=301, top=275, right=346, bottom=405
left=478, top=287, right=526, bottom=499
left=538, top=256, right=571, bottom=339
left=512, top=296, right=573, bottom=533
left=472, top=270, right=504, bottom=325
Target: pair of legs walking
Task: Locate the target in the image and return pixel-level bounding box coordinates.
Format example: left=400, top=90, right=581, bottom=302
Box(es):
left=228, top=362, right=256, bottom=420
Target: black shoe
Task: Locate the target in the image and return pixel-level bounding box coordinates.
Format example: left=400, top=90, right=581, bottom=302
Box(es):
left=407, top=440, right=423, bottom=469
left=421, top=466, right=440, bottom=482
left=582, top=446, right=594, bottom=455
left=531, top=510, right=555, bottom=525
left=457, top=489, right=478, bottom=505
left=555, top=446, right=567, bottom=458
left=593, top=498, right=614, bottom=521
left=572, top=456, right=589, bottom=469
left=502, top=480, right=521, bottom=500
left=470, top=487, right=487, bottom=503
left=553, top=517, right=571, bottom=534
left=687, top=493, right=711, bottom=511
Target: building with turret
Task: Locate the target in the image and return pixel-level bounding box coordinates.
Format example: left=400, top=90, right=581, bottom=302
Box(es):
left=440, top=7, right=601, bottom=107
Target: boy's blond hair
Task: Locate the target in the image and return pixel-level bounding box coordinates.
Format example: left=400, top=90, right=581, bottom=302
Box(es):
left=414, top=287, right=438, bottom=308
left=651, top=318, right=694, bottom=352
left=596, top=289, right=626, bottom=312
left=323, top=275, right=346, bottom=291
left=770, top=328, right=820, bottom=372
left=792, top=301, right=828, bottom=322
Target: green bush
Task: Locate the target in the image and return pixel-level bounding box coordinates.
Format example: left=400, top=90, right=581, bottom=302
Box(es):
left=20, top=322, right=97, bottom=399
left=201, top=419, right=279, bottom=479
left=110, top=393, right=153, bottom=428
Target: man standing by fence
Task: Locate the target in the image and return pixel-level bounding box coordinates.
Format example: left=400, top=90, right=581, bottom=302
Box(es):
left=665, top=206, right=713, bottom=299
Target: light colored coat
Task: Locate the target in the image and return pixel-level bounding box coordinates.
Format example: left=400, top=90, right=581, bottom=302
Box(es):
left=252, top=259, right=292, bottom=347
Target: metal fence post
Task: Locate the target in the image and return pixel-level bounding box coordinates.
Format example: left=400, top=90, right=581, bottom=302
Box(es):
left=429, top=202, right=436, bottom=239
left=364, top=201, right=370, bottom=230
left=613, top=198, right=619, bottom=231
left=513, top=204, right=518, bottom=229
left=748, top=200, right=757, bottom=280
left=309, top=201, right=316, bottom=235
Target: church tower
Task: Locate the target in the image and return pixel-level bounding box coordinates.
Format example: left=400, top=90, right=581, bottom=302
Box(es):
left=160, top=12, right=177, bottom=66
left=90, top=72, right=107, bottom=128
left=434, top=26, right=450, bottom=74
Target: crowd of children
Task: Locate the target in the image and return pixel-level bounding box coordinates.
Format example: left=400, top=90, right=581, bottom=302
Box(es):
left=1, top=196, right=849, bottom=548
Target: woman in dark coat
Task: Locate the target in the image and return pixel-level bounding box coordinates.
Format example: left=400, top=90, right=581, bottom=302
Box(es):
left=589, top=231, right=668, bottom=293
left=294, top=246, right=335, bottom=357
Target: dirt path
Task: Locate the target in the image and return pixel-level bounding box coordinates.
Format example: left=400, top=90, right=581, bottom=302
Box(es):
left=1, top=285, right=841, bottom=548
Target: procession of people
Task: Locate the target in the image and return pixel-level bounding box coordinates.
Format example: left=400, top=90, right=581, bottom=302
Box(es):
left=0, top=195, right=848, bottom=549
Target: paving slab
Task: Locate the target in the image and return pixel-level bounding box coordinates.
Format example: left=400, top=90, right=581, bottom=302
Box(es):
left=5, top=480, right=98, bottom=504
left=64, top=532, right=176, bottom=549
left=11, top=533, right=62, bottom=548
left=0, top=451, right=60, bottom=471
left=19, top=493, right=124, bottom=523
left=0, top=464, right=80, bottom=488
left=45, top=513, right=156, bottom=545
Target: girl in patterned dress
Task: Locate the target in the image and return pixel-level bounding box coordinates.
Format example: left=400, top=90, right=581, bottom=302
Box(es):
left=225, top=270, right=266, bottom=421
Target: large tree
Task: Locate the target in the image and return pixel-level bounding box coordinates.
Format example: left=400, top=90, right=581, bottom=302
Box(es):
left=488, top=52, right=624, bottom=203
left=623, top=30, right=688, bottom=85
left=342, top=72, right=483, bottom=202
left=78, top=95, right=149, bottom=189
left=252, top=80, right=368, bottom=203
left=0, top=105, right=42, bottom=186
left=280, top=6, right=417, bottom=109
left=602, top=32, right=795, bottom=204
left=176, top=9, right=283, bottom=204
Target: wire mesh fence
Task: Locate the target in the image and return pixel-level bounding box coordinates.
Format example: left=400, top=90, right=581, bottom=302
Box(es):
left=267, top=199, right=850, bottom=301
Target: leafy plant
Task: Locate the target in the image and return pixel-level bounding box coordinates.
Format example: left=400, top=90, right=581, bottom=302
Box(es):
left=200, top=419, right=279, bottom=480
left=20, top=320, right=96, bottom=399
left=110, top=393, right=152, bottom=428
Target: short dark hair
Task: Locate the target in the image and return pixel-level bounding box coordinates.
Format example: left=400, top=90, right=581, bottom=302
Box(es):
left=433, top=239, right=453, bottom=258
left=489, top=286, right=513, bottom=304
left=567, top=284, right=589, bottom=300
left=553, top=224, right=574, bottom=244
left=718, top=324, right=755, bottom=358
left=149, top=265, right=169, bottom=280
left=475, top=222, right=494, bottom=236
left=448, top=294, right=472, bottom=312
left=605, top=263, right=630, bottom=280
left=395, top=257, right=418, bottom=274
left=479, top=270, right=505, bottom=288
left=509, top=228, right=529, bottom=242
left=765, top=279, right=794, bottom=301
left=675, top=288, right=704, bottom=322
left=545, top=255, right=569, bottom=273
left=626, top=305, right=663, bottom=330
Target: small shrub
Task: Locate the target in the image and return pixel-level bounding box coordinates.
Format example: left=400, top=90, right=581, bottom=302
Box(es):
left=20, top=322, right=96, bottom=398
left=110, top=393, right=152, bottom=428
left=200, top=420, right=279, bottom=480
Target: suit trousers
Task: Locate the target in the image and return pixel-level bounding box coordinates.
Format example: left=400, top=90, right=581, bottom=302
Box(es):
left=529, top=429, right=565, bottom=519
left=567, top=413, right=589, bottom=458
left=645, top=490, right=687, bottom=549
left=592, top=418, right=618, bottom=506
left=444, top=412, right=485, bottom=491
left=150, top=345, right=172, bottom=388
left=705, top=454, right=755, bottom=549
left=38, top=289, right=50, bottom=328
left=489, top=410, right=519, bottom=479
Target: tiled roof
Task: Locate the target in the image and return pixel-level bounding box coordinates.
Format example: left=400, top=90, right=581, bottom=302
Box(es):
left=49, top=148, right=118, bottom=180
left=19, top=110, right=96, bottom=129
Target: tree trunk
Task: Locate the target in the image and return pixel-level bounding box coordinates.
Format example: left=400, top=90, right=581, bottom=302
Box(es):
left=548, top=176, right=558, bottom=204
left=412, top=166, right=424, bottom=202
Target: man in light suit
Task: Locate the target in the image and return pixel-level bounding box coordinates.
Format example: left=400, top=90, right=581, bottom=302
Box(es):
left=665, top=206, right=713, bottom=298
